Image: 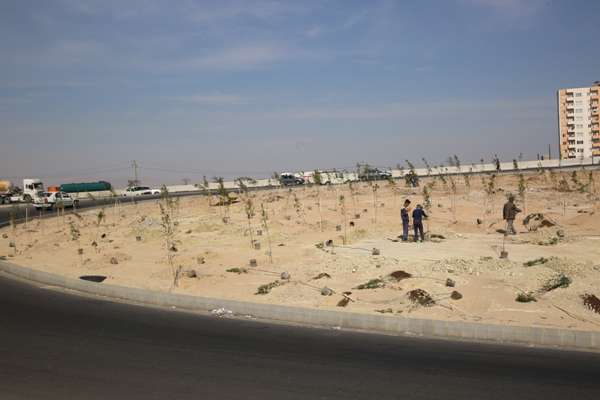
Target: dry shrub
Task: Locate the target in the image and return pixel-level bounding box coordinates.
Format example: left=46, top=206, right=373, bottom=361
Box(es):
left=582, top=294, right=600, bottom=314
left=407, top=289, right=435, bottom=307
left=389, top=270, right=412, bottom=281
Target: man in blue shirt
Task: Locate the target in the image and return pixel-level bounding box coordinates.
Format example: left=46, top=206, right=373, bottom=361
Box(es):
left=412, top=204, right=428, bottom=242
left=401, top=199, right=411, bottom=241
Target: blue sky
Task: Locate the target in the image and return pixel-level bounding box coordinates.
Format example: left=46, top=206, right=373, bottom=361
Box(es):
left=1, top=0, right=599, bottom=185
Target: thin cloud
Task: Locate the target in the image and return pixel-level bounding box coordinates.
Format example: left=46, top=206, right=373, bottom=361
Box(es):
left=173, top=43, right=289, bottom=70
left=461, top=0, right=548, bottom=17
left=170, top=93, right=247, bottom=105
left=305, top=26, right=323, bottom=39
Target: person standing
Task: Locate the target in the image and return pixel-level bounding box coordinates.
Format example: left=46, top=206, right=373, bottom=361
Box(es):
left=401, top=199, right=411, bottom=241
left=412, top=204, right=428, bottom=242
left=503, top=194, right=521, bottom=235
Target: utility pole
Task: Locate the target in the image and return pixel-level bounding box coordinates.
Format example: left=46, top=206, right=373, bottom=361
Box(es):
left=548, top=144, right=552, bottom=160
left=132, top=160, right=139, bottom=186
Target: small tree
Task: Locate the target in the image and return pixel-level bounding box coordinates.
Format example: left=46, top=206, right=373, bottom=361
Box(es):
left=404, top=160, right=419, bottom=187
left=448, top=175, right=458, bottom=222
left=518, top=173, right=527, bottom=214
left=339, top=194, right=348, bottom=244
left=260, top=203, right=273, bottom=264
left=453, top=155, right=461, bottom=172
left=371, top=183, right=379, bottom=224
left=9, top=205, right=18, bottom=255
left=463, top=169, right=471, bottom=194
left=202, top=175, right=211, bottom=205
left=482, top=174, right=496, bottom=226
left=422, top=157, right=432, bottom=176
left=387, top=176, right=398, bottom=208
left=94, top=208, right=105, bottom=252
left=244, top=196, right=255, bottom=248
left=213, top=177, right=230, bottom=222
left=159, top=186, right=181, bottom=288
left=313, top=170, right=323, bottom=231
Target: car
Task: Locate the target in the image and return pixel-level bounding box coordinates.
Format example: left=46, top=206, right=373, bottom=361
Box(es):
left=33, top=192, right=79, bottom=210
left=279, top=173, right=304, bottom=186
left=359, top=168, right=392, bottom=181
left=122, top=186, right=161, bottom=197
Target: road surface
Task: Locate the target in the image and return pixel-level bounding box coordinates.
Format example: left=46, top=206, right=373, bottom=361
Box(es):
left=1, top=273, right=599, bottom=399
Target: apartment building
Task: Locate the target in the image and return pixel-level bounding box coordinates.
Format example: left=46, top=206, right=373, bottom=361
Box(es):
left=557, top=81, right=600, bottom=159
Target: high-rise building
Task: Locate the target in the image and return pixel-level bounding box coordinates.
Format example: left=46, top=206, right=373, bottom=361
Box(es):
left=557, top=82, right=600, bottom=159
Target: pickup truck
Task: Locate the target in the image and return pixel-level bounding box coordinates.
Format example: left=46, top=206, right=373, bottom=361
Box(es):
left=33, top=192, right=79, bottom=210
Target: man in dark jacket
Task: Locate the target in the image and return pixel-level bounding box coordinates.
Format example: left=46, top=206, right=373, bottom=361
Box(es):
left=401, top=199, right=411, bottom=241
left=503, top=195, right=521, bottom=235
left=412, top=204, right=428, bottom=242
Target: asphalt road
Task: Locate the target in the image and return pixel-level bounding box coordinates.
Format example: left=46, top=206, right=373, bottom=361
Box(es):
left=1, top=274, right=600, bottom=400
left=0, top=193, right=180, bottom=228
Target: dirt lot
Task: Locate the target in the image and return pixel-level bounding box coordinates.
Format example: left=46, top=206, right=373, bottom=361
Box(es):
left=2, top=169, right=600, bottom=331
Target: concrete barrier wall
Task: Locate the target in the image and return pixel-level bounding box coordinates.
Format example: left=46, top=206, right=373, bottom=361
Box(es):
left=0, top=260, right=598, bottom=352
left=65, top=158, right=600, bottom=199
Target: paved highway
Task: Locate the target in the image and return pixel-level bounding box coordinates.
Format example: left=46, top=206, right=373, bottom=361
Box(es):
left=1, top=273, right=600, bottom=399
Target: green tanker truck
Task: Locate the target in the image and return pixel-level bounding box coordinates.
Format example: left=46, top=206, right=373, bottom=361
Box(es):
left=59, top=181, right=112, bottom=193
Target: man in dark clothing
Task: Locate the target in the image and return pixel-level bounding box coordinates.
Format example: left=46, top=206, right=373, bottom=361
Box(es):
left=503, top=195, right=521, bottom=235
left=401, top=199, right=411, bottom=241
left=412, top=204, right=428, bottom=242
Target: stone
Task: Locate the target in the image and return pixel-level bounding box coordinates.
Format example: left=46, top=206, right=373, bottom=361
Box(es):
left=249, top=259, right=257, bottom=267
left=136, top=236, right=142, bottom=242
left=522, top=213, right=557, bottom=232
left=110, top=257, right=118, bottom=265
left=321, top=287, right=333, bottom=296
left=2, top=233, right=8, bottom=239
left=445, top=278, right=456, bottom=287
left=280, top=271, right=291, bottom=280
left=500, top=250, right=508, bottom=259
left=197, top=256, right=205, bottom=265
left=184, top=269, right=197, bottom=278
left=372, top=248, right=380, bottom=256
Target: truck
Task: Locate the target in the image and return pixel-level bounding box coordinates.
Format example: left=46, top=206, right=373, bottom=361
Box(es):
left=3, top=178, right=45, bottom=203
left=1, top=179, right=46, bottom=204
left=0, top=180, right=16, bottom=204
left=59, top=181, right=112, bottom=193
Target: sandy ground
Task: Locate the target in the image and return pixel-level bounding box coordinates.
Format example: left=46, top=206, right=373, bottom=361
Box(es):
left=2, top=169, right=600, bottom=332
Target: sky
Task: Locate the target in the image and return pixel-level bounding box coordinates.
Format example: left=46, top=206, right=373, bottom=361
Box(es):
left=1, top=0, right=600, bottom=186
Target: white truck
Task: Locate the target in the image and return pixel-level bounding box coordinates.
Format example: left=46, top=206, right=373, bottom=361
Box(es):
left=3, top=178, right=46, bottom=203
left=1, top=178, right=46, bottom=204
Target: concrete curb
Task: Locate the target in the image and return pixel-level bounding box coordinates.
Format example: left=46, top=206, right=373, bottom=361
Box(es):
left=1, top=260, right=598, bottom=351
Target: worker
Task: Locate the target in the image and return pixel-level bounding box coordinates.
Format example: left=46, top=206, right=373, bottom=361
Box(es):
left=412, top=204, right=428, bottom=242
left=401, top=199, right=411, bottom=241
left=502, top=194, right=521, bottom=235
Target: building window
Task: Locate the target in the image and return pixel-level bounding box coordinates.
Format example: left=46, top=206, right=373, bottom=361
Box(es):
left=575, top=93, right=583, bottom=97
left=577, top=140, right=584, bottom=144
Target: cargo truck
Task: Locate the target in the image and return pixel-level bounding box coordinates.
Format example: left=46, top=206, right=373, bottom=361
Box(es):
left=59, top=181, right=112, bottom=193
left=1, top=178, right=44, bottom=203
